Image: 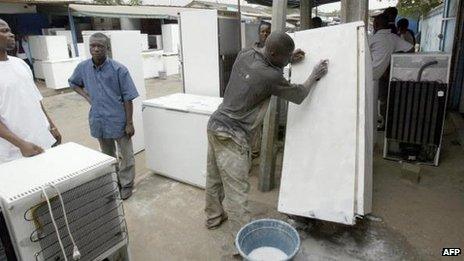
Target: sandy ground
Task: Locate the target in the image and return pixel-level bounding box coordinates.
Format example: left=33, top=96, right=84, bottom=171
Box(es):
left=38, top=76, right=464, bottom=260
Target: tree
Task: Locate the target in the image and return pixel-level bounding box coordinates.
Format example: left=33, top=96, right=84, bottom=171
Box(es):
left=397, top=0, right=444, bottom=18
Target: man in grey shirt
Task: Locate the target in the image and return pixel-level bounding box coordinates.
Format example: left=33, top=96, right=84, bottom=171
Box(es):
left=205, top=32, right=328, bottom=252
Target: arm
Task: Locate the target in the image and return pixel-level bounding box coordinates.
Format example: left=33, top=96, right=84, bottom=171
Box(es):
left=0, top=120, right=44, bottom=157
left=68, top=64, right=91, bottom=103
left=119, top=68, right=139, bottom=138
left=272, top=60, right=329, bottom=105
left=40, top=102, right=61, bottom=146
left=73, top=86, right=91, bottom=104
left=124, top=101, right=135, bottom=137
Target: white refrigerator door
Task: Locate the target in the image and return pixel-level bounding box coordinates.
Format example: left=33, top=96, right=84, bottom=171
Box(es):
left=278, top=22, right=372, bottom=225
left=180, top=10, right=220, bottom=97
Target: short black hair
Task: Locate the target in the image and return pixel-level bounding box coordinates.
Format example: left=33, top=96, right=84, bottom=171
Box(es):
left=265, top=32, right=294, bottom=54
left=312, top=17, right=322, bottom=27
left=89, top=32, right=110, bottom=45
left=374, top=13, right=389, bottom=29
left=258, top=21, right=271, bottom=31
left=384, top=7, right=398, bottom=19
left=397, top=18, right=409, bottom=29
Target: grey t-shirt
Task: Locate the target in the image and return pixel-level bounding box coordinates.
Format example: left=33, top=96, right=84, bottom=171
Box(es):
left=207, top=47, right=310, bottom=148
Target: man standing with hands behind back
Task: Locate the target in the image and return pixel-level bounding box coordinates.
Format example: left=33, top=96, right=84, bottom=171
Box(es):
left=68, top=33, right=139, bottom=200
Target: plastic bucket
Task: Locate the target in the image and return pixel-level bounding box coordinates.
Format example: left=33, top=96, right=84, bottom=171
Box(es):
left=235, top=219, right=300, bottom=261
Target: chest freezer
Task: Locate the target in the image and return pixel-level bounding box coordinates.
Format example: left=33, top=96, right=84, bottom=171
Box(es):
left=42, top=58, right=81, bottom=89
left=142, top=93, right=223, bottom=188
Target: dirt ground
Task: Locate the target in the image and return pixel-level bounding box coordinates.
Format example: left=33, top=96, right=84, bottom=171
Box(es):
left=38, top=76, right=464, bottom=261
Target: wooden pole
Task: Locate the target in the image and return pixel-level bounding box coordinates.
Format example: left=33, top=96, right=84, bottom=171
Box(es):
left=341, top=0, right=369, bottom=25
left=258, top=0, right=287, bottom=192
left=300, top=0, right=312, bottom=30
left=67, top=6, right=79, bottom=57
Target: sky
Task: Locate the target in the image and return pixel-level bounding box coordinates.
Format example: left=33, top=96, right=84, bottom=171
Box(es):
left=318, top=0, right=398, bottom=12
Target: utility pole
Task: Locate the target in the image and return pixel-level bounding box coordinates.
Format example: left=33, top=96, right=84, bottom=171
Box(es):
left=340, top=0, right=369, bottom=25
left=300, top=0, right=313, bottom=30
left=259, top=0, right=287, bottom=192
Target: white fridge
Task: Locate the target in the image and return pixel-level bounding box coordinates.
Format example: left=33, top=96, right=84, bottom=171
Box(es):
left=142, top=93, right=222, bottom=188
left=278, top=22, right=374, bottom=225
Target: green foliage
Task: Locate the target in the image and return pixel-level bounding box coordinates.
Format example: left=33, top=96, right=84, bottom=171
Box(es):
left=397, top=0, right=444, bottom=18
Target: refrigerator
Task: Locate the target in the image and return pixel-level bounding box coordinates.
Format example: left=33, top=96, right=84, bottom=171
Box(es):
left=278, top=22, right=374, bottom=225
left=179, top=10, right=241, bottom=97
left=142, top=93, right=223, bottom=188
left=0, top=143, right=130, bottom=261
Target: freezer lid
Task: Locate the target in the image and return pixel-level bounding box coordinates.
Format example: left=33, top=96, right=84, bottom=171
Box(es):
left=142, top=93, right=223, bottom=115
left=0, top=143, right=115, bottom=204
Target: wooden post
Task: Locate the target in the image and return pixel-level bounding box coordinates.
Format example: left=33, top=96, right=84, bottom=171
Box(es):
left=300, top=0, right=313, bottom=30
left=67, top=6, right=79, bottom=57
left=259, top=0, right=287, bottom=192
left=341, top=0, right=369, bottom=25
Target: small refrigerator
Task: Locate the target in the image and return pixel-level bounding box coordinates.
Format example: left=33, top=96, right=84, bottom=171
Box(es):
left=142, top=93, right=223, bottom=188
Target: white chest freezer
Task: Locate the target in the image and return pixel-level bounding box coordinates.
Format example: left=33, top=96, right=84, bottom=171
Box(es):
left=42, top=58, right=81, bottom=89
left=142, top=93, right=223, bottom=188
left=28, top=36, right=69, bottom=61
left=142, top=50, right=164, bottom=79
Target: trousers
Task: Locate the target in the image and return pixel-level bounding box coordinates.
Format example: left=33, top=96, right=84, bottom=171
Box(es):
left=98, top=135, right=135, bottom=189
left=205, top=132, right=252, bottom=240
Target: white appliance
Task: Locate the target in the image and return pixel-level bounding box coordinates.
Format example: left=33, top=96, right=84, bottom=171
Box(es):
left=140, top=34, right=149, bottom=51
left=42, top=28, right=66, bottom=36
left=55, top=30, right=81, bottom=58
left=161, top=24, right=179, bottom=53
left=179, top=10, right=241, bottom=97
left=142, top=50, right=164, bottom=79
left=162, top=53, right=179, bottom=76
left=33, top=60, right=45, bottom=80
left=384, top=53, right=451, bottom=166
left=42, top=58, right=81, bottom=89
left=278, top=22, right=374, bottom=225
left=142, top=93, right=223, bottom=188
left=82, top=30, right=146, bottom=153
left=0, top=143, right=130, bottom=261
left=28, top=36, right=69, bottom=61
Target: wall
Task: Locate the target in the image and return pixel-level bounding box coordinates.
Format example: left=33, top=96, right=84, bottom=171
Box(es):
left=0, top=3, right=36, bottom=14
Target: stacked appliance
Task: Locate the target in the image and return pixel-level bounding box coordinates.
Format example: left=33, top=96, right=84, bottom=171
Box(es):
left=0, top=143, right=130, bottom=261
left=384, top=53, right=451, bottom=165
left=29, top=35, right=79, bottom=90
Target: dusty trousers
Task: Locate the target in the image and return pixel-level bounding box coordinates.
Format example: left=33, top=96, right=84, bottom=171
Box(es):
left=98, top=135, right=135, bottom=189
left=205, top=131, right=252, bottom=241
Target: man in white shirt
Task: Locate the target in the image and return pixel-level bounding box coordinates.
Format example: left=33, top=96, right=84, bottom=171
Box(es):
left=0, top=19, right=61, bottom=164
left=369, top=13, right=413, bottom=130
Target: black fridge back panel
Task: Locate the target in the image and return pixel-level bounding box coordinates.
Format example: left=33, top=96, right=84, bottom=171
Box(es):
left=0, top=209, right=17, bottom=261
left=386, top=81, right=447, bottom=146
